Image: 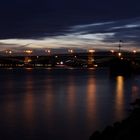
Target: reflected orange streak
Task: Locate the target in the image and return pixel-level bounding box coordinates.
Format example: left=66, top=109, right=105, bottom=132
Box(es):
left=86, top=78, right=97, bottom=123
left=115, top=76, right=124, bottom=120
left=45, top=78, right=55, bottom=127
left=67, top=76, right=76, bottom=122
left=23, top=76, right=34, bottom=128
left=4, top=79, right=15, bottom=123
left=45, top=79, right=54, bottom=112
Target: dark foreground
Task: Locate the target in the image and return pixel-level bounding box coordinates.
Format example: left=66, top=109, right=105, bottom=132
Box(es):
left=90, top=99, right=140, bottom=140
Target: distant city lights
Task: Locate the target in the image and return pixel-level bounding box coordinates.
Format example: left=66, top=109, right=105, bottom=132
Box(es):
left=133, top=50, right=137, bottom=54
left=110, top=50, right=115, bottom=53
left=5, top=50, right=12, bottom=54
left=60, top=61, right=64, bottom=65
left=24, top=50, right=33, bottom=55
left=88, top=49, right=95, bottom=53
left=118, top=52, right=122, bottom=57
left=24, top=57, right=32, bottom=64
left=68, top=49, right=74, bottom=53
left=45, top=49, right=51, bottom=54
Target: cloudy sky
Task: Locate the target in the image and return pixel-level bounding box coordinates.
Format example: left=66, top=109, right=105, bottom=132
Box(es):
left=0, top=0, right=140, bottom=53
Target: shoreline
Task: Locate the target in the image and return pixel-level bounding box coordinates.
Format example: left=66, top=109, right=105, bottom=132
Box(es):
left=89, top=99, right=140, bottom=140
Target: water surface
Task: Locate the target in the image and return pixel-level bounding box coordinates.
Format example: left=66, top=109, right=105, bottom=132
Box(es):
left=0, top=68, right=140, bottom=140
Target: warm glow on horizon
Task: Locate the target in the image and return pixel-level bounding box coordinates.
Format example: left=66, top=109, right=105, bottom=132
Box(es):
left=0, top=31, right=140, bottom=54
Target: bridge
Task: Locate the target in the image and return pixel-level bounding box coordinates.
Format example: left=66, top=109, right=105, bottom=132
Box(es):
left=0, top=50, right=140, bottom=68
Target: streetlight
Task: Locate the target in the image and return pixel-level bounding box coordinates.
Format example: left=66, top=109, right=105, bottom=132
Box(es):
left=5, top=50, right=12, bottom=55
left=45, top=49, right=51, bottom=54
left=133, top=50, right=136, bottom=54
left=132, top=50, right=137, bottom=63
left=118, top=52, right=122, bottom=57
left=110, top=50, right=115, bottom=53
left=88, top=49, right=95, bottom=53
left=24, top=50, right=33, bottom=55
left=68, top=49, right=74, bottom=53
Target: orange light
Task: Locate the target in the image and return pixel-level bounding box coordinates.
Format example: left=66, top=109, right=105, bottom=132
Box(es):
left=110, top=50, right=114, bottom=53
left=5, top=50, right=12, bottom=54
left=68, top=49, right=73, bottom=53
left=45, top=49, right=51, bottom=53
left=115, top=76, right=124, bottom=119
left=60, top=61, right=64, bottom=65
left=48, top=50, right=51, bottom=53
left=88, top=49, right=95, bottom=53
left=25, top=50, right=33, bottom=54
left=118, top=52, right=122, bottom=57
left=133, top=50, right=136, bottom=54
left=24, top=57, right=32, bottom=64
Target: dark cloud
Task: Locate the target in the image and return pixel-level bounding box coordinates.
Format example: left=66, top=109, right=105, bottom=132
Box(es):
left=0, top=0, right=140, bottom=41
left=65, top=17, right=140, bottom=47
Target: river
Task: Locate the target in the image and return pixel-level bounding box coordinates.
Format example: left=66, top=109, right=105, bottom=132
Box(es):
left=0, top=68, right=140, bottom=140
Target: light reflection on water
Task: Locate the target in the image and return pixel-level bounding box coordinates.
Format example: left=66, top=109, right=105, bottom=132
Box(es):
left=67, top=76, right=76, bottom=123
left=86, top=77, right=97, bottom=130
left=0, top=69, right=140, bottom=140
left=23, top=76, right=34, bottom=130
left=115, top=76, right=125, bottom=120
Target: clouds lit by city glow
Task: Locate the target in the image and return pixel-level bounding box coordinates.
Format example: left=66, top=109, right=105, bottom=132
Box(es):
left=0, top=17, right=140, bottom=53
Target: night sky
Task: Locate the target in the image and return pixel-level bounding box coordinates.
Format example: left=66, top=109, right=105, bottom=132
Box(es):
left=0, top=0, right=140, bottom=52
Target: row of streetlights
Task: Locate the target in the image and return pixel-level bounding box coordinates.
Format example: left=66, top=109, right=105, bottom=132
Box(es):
left=3, top=49, right=138, bottom=55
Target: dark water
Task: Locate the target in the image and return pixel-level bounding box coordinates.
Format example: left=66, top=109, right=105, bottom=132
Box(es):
left=0, top=68, right=140, bottom=140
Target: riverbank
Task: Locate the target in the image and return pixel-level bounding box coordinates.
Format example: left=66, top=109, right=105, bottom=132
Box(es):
left=90, top=99, right=140, bottom=140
